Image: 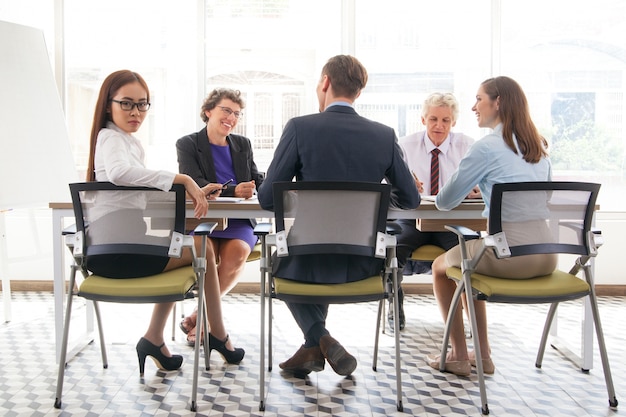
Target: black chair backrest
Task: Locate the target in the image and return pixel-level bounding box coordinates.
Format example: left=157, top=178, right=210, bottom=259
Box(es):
left=272, top=181, right=391, bottom=258
left=69, top=182, right=186, bottom=258
left=488, top=181, right=600, bottom=257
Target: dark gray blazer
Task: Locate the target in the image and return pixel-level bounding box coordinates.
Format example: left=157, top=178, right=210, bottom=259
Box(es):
left=176, top=128, right=264, bottom=227
left=258, top=105, right=420, bottom=284
left=176, top=127, right=264, bottom=196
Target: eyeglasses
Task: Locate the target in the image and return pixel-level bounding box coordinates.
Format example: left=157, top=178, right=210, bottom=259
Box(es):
left=111, top=99, right=151, bottom=112
left=217, top=106, right=243, bottom=119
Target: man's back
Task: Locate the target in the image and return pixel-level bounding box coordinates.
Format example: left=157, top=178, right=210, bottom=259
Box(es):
left=258, top=105, right=419, bottom=284
left=259, top=105, right=419, bottom=211
left=259, top=54, right=419, bottom=378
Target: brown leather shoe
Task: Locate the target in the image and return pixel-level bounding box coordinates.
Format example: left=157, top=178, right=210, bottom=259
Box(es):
left=319, top=335, right=357, bottom=376
left=279, top=345, right=325, bottom=375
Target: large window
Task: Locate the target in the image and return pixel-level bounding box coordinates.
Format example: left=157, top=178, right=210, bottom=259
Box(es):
left=354, top=0, right=491, bottom=139
left=202, top=0, right=340, bottom=168
left=499, top=0, right=626, bottom=208
left=1, top=0, right=625, bottom=209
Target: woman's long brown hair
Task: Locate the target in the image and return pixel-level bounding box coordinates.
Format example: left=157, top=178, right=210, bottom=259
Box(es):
left=85, top=70, right=150, bottom=181
left=481, top=76, right=548, bottom=163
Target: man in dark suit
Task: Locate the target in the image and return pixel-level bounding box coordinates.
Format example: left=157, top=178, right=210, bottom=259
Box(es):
left=258, top=55, right=420, bottom=376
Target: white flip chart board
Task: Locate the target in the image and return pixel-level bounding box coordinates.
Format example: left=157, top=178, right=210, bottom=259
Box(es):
left=0, top=20, right=78, bottom=210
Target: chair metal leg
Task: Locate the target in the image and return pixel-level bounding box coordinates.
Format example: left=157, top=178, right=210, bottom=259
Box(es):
left=258, top=235, right=268, bottom=412
left=200, top=294, right=210, bottom=368
left=440, top=276, right=489, bottom=414
left=536, top=302, right=559, bottom=368
left=171, top=303, right=177, bottom=341
left=390, top=260, right=403, bottom=412
left=583, top=265, right=618, bottom=408
left=381, top=296, right=387, bottom=335
left=268, top=290, right=273, bottom=372
left=259, top=273, right=266, bottom=411
left=462, top=281, right=489, bottom=415
left=54, top=264, right=77, bottom=409
left=91, top=300, right=108, bottom=368
left=190, top=284, right=202, bottom=411
left=372, top=299, right=383, bottom=371
left=190, top=278, right=203, bottom=412
left=190, top=237, right=207, bottom=412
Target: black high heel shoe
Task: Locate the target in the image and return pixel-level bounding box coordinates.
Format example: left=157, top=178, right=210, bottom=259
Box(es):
left=136, top=337, right=183, bottom=376
left=208, top=333, right=245, bottom=364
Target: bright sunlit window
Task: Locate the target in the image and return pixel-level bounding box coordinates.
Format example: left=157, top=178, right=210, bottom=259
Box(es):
left=1, top=0, right=625, bottom=209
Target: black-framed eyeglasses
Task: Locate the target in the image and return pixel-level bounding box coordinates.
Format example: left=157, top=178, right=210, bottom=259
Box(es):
left=111, top=99, right=151, bottom=112
left=217, top=106, right=243, bottom=119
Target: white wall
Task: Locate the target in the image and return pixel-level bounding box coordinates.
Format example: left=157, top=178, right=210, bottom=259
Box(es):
left=4, top=209, right=625, bottom=286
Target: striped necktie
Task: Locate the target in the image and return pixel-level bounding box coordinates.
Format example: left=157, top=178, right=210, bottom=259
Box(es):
left=430, top=148, right=441, bottom=195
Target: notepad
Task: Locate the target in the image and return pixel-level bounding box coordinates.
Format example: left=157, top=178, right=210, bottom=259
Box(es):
left=212, top=197, right=244, bottom=203
left=421, top=195, right=483, bottom=203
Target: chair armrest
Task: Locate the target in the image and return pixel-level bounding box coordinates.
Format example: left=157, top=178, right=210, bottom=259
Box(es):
left=193, top=222, right=218, bottom=235
left=445, top=224, right=480, bottom=240
left=588, top=227, right=603, bottom=253
left=254, top=222, right=273, bottom=236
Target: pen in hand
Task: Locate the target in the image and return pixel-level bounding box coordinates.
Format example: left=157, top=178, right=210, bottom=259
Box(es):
left=210, top=178, right=234, bottom=195
left=411, top=171, right=424, bottom=194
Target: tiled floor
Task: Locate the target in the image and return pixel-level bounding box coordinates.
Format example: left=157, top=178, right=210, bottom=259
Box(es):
left=0, top=291, right=623, bottom=416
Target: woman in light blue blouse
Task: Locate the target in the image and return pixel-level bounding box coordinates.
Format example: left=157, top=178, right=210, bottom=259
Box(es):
left=428, top=76, right=555, bottom=376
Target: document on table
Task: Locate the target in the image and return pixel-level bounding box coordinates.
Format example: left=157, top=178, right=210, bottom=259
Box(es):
left=212, top=197, right=244, bottom=202
left=420, top=195, right=483, bottom=203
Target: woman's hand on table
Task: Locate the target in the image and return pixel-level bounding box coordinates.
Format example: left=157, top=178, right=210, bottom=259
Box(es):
left=234, top=180, right=256, bottom=199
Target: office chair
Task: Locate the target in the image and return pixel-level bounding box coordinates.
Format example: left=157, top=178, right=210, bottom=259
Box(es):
left=54, top=182, right=216, bottom=412
left=255, top=181, right=403, bottom=412
left=436, top=181, right=617, bottom=415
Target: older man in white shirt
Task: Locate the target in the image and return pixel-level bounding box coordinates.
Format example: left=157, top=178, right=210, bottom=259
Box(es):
left=392, top=92, right=477, bottom=330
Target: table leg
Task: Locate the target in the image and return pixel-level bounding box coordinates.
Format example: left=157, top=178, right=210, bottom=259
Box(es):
left=1, top=212, right=11, bottom=323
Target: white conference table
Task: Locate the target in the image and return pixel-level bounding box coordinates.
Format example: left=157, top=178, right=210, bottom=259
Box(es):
left=49, top=198, right=593, bottom=369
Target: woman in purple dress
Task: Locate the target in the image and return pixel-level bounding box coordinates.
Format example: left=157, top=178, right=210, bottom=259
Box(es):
left=176, top=88, right=263, bottom=345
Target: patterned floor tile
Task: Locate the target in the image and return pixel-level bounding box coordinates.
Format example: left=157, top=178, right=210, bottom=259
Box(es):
left=0, top=291, right=623, bottom=416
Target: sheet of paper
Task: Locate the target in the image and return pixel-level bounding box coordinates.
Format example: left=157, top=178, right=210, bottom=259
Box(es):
left=212, top=197, right=244, bottom=203
left=421, top=195, right=483, bottom=203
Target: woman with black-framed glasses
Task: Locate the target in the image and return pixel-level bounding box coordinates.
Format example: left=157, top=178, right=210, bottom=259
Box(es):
left=85, top=70, right=245, bottom=372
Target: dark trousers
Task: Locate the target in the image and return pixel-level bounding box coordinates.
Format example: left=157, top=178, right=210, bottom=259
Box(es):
left=394, top=219, right=458, bottom=274
left=286, top=302, right=329, bottom=343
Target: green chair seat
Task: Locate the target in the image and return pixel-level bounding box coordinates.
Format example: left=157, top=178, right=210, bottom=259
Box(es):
left=274, top=275, right=384, bottom=297
left=446, top=267, right=590, bottom=303
left=79, top=266, right=197, bottom=303
left=247, top=243, right=262, bottom=262
left=410, top=244, right=446, bottom=262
